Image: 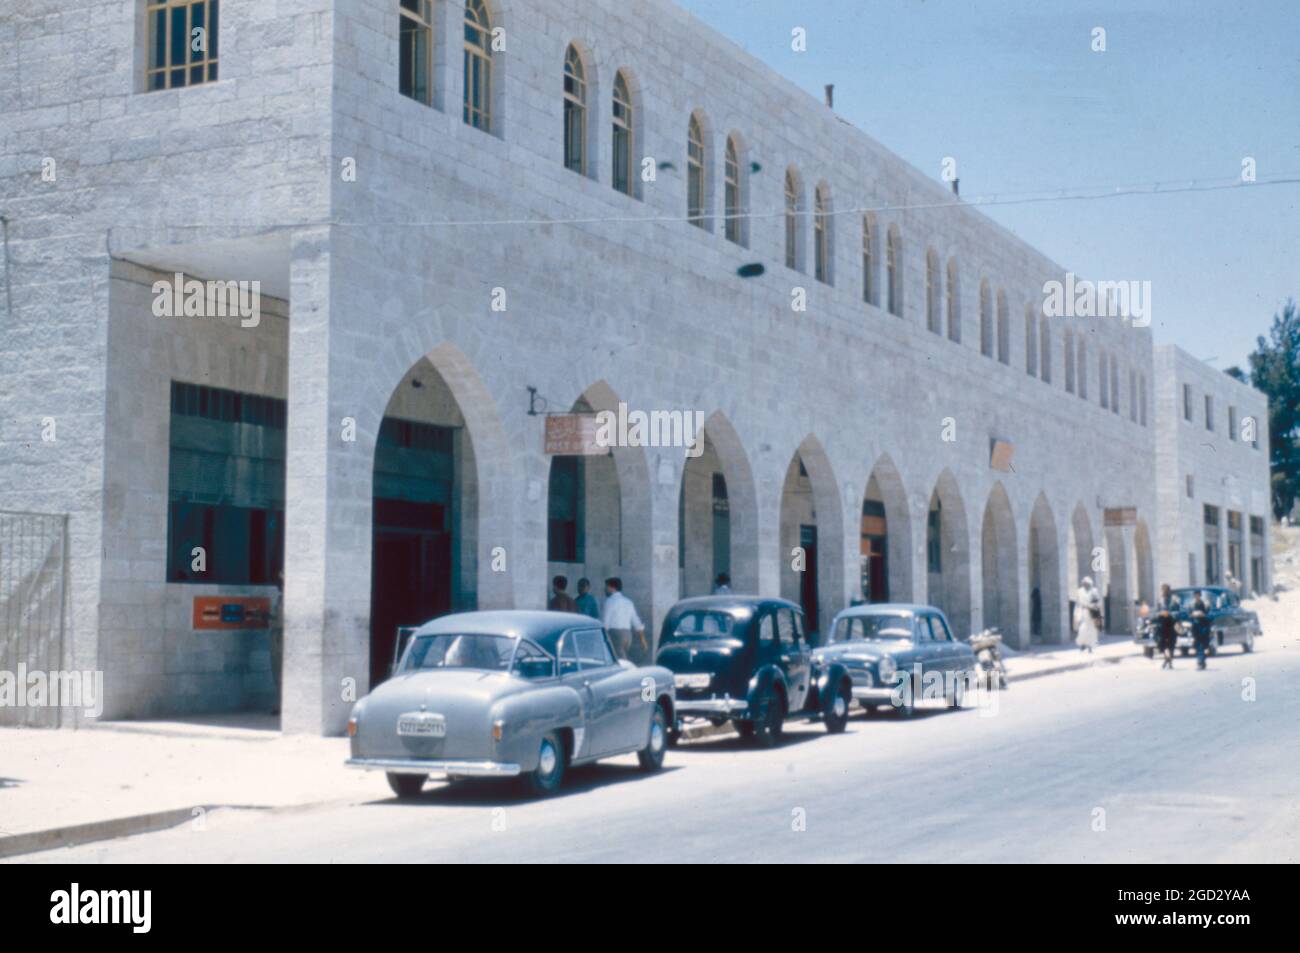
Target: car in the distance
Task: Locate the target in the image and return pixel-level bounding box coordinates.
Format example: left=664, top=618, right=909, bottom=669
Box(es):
left=1134, top=586, right=1261, bottom=657
left=819, top=603, right=977, bottom=716
left=655, top=596, right=853, bottom=746
left=346, top=611, right=675, bottom=797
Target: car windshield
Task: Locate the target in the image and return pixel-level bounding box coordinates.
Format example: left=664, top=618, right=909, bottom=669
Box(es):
left=401, top=633, right=517, bottom=672
left=832, top=613, right=914, bottom=643
left=1172, top=589, right=1224, bottom=607
left=671, top=610, right=735, bottom=638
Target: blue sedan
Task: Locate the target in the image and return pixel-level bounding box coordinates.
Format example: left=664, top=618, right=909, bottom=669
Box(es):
left=815, top=604, right=978, bottom=716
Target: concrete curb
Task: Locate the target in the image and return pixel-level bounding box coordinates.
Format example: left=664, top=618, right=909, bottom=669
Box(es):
left=0, top=806, right=212, bottom=860
left=0, top=797, right=362, bottom=860
left=1005, top=649, right=1142, bottom=683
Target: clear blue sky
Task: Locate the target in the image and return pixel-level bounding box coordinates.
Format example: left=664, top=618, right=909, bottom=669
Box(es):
left=677, top=0, right=1300, bottom=372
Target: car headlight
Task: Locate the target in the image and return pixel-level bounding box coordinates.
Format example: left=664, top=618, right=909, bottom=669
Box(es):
left=877, top=655, right=897, bottom=680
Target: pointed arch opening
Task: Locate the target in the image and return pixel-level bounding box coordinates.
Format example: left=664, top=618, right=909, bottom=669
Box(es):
left=926, top=470, right=971, bottom=637
left=678, top=413, right=760, bottom=597
left=981, top=482, right=1020, bottom=644
left=779, top=436, right=844, bottom=634
left=1028, top=493, right=1062, bottom=644
left=861, top=455, right=914, bottom=604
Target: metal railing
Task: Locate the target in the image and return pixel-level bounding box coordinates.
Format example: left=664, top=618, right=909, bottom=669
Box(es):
left=0, top=510, right=69, bottom=727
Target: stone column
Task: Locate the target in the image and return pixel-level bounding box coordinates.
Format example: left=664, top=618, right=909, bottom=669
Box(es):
left=281, top=227, right=372, bottom=736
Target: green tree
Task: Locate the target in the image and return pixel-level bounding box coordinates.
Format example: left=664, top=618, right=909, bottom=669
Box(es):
left=1246, top=300, right=1300, bottom=518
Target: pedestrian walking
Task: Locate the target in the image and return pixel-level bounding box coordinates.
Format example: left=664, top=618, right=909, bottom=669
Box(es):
left=574, top=577, right=600, bottom=619
left=548, top=575, right=577, bottom=613
left=602, top=577, right=647, bottom=663
left=1189, top=590, right=1213, bottom=670
left=1153, top=583, right=1182, bottom=670
left=712, top=572, right=731, bottom=595
left=1074, top=577, right=1102, bottom=653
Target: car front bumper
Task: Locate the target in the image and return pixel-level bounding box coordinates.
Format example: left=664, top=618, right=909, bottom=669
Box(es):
left=346, top=757, right=521, bottom=778
left=851, top=687, right=898, bottom=703
left=674, top=697, right=750, bottom=717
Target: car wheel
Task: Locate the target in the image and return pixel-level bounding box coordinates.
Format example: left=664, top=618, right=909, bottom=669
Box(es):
left=386, top=772, right=426, bottom=798
left=895, top=677, right=917, bottom=718
left=824, top=681, right=851, bottom=734
left=1143, top=646, right=1155, bottom=659
left=1180, top=647, right=1190, bottom=657
left=947, top=675, right=965, bottom=710
left=637, top=703, right=668, bottom=772
left=521, top=732, right=566, bottom=797
left=751, top=690, right=786, bottom=748
left=1243, top=632, right=1254, bottom=653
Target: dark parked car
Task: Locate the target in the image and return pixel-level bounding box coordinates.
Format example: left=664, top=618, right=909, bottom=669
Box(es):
left=1135, top=586, right=1260, bottom=657
left=347, top=611, right=675, bottom=797
left=655, top=596, right=853, bottom=746
left=821, top=604, right=978, bottom=716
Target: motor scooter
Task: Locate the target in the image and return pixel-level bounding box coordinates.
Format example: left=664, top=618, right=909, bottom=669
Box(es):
left=968, top=627, right=1008, bottom=690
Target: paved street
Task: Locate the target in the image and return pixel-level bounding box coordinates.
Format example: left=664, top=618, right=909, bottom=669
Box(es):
left=17, top=637, right=1298, bottom=864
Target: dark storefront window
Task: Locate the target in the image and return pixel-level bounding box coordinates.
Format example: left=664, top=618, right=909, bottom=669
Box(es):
left=548, top=456, right=584, bottom=563
left=167, top=382, right=286, bottom=584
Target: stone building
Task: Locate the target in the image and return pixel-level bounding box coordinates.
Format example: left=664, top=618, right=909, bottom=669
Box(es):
left=0, top=0, right=1271, bottom=733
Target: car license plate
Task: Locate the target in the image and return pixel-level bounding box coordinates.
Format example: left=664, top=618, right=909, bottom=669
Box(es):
left=397, top=713, right=446, bottom=737
left=674, top=673, right=711, bottom=689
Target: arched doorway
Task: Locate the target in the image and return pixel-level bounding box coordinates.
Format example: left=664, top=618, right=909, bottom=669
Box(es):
left=1104, top=522, right=1132, bottom=636
left=861, top=454, right=913, bottom=603
left=778, top=436, right=844, bottom=635
left=1066, top=502, right=1096, bottom=623
left=926, top=470, right=971, bottom=637
left=981, top=482, right=1020, bottom=644
left=544, top=381, right=653, bottom=655
left=1028, top=493, right=1062, bottom=644
left=369, top=357, right=479, bottom=686
left=678, top=413, right=759, bottom=596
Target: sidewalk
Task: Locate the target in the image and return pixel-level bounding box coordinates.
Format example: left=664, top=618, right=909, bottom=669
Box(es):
left=1, top=635, right=1143, bottom=859
left=0, top=715, right=386, bottom=858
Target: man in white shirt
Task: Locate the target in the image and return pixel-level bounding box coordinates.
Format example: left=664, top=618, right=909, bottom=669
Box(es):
left=602, top=577, right=647, bottom=663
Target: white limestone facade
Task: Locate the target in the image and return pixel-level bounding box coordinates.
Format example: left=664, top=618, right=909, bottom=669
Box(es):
left=0, top=0, right=1272, bottom=734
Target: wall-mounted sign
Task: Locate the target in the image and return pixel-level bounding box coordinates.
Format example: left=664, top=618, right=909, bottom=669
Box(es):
left=193, top=596, right=271, bottom=630
left=989, top=438, right=1015, bottom=472
left=1104, top=507, right=1137, bottom=527
left=544, top=414, right=603, bottom=455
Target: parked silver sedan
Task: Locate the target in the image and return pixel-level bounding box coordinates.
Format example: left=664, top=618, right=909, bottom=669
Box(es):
left=346, top=611, right=676, bottom=797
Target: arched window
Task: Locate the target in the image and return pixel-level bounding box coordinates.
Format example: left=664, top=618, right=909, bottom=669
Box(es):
left=724, top=134, right=744, bottom=244
left=862, top=214, right=877, bottom=305
left=463, top=0, right=492, bottom=131
left=813, top=184, right=832, bottom=284
left=1064, top=328, right=1076, bottom=393
left=1039, top=315, right=1051, bottom=383
left=946, top=258, right=960, bottom=341
left=1025, top=306, right=1038, bottom=376
left=399, top=0, right=434, bottom=105
left=886, top=225, right=902, bottom=316
left=979, top=280, right=993, bottom=356
left=612, top=70, right=633, bottom=196
left=687, top=114, right=706, bottom=227
left=784, top=168, right=803, bottom=271
left=1077, top=338, right=1088, bottom=399
left=996, top=290, right=1010, bottom=364
left=925, top=249, right=940, bottom=333
left=563, top=45, right=587, bottom=175
left=1111, top=357, right=1120, bottom=413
